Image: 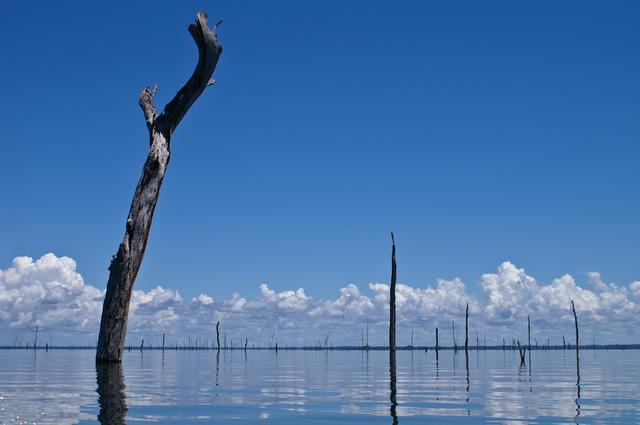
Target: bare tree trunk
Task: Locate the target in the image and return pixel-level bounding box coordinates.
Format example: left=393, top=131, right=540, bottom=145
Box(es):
left=517, top=339, right=526, bottom=366
left=452, top=320, right=458, bottom=352
left=96, top=12, right=223, bottom=363
left=571, top=300, right=579, bottom=364
left=366, top=323, right=369, bottom=351
left=464, top=303, right=469, bottom=353
left=435, top=327, right=439, bottom=361
left=216, top=321, right=221, bottom=352
left=389, top=233, right=397, bottom=352
left=527, top=315, right=532, bottom=367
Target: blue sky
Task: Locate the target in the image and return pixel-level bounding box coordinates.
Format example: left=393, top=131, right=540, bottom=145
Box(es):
left=1, top=0, right=639, bottom=309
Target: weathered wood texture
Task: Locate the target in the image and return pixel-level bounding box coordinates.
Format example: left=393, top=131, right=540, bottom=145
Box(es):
left=96, top=11, right=223, bottom=363
left=389, top=233, right=397, bottom=352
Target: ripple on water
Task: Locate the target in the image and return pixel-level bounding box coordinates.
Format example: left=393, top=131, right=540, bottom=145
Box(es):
left=0, top=349, right=638, bottom=424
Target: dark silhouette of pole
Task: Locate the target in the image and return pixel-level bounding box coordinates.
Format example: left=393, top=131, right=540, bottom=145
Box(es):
left=366, top=323, right=369, bottom=351
left=452, top=320, right=457, bottom=352
left=389, top=233, right=397, bottom=352
left=571, top=300, right=579, bottom=364
left=528, top=315, right=532, bottom=367
left=435, top=327, right=439, bottom=361
left=216, top=321, right=221, bottom=352
left=464, top=303, right=469, bottom=354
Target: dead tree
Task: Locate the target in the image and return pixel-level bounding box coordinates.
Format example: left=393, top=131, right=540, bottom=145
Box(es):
left=527, top=316, right=531, bottom=350
left=571, top=300, right=579, bottom=363
left=516, top=339, right=526, bottom=366
left=366, top=323, right=369, bottom=351
left=527, top=315, right=532, bottom=366
left=95, top=12, right=223, bottom=363
left=464, top=303, right=469, bottom=354
left=389, top=233, right=397, bottom=352
left=475, top=329, right=479, bottom=351
left=216, top=321, right=221, bottom=352
left=452, top=320, right=458, bottom=352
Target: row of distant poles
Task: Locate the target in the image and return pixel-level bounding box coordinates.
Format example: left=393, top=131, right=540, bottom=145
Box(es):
left=385, top=233, right=580, bottom=424
left=387, top=233, right=580, bottom=368
left=20, top=234, right=580, bottom=359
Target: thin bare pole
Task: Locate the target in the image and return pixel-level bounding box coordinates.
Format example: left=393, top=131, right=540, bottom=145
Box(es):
left=366, top=323, right=369, bottom=351
left=527, top=315, right=532, bottom=367
left=216, top=321, right=221, bottom=352
left=571, top=300, right=579, bottom=365
left=464, top=303, right=469, bottom=354
left=389, top=233, right=397, bottom=352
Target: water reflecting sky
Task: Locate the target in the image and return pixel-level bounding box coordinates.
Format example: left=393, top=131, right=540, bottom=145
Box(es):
left=0, top=349, right=638, bottom=424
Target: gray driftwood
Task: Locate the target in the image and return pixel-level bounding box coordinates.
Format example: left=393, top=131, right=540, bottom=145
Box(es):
left=96, top=11, right=223, bottom=363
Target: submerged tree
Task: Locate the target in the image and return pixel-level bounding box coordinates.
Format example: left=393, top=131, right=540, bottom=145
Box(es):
left=389, top=233, right=397, bottom=352
left=96, top=12, right=224, bottom=363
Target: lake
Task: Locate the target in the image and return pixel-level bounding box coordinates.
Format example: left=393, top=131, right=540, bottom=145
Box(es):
left=0, top=348, right=638, bottom=424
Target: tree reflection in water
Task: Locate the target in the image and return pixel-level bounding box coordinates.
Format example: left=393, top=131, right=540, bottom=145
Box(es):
left=575, top=352, right=581, bottom=421
left=389, top=350, right=398, bottom=424
left=96, top=362, right=127, bottom=425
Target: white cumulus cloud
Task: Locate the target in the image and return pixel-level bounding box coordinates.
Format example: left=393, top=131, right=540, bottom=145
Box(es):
left=1, top=254, right=638, bottom=347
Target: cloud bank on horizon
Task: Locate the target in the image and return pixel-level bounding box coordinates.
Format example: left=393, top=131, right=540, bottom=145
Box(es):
left=1, top=253, right=638, bottom=346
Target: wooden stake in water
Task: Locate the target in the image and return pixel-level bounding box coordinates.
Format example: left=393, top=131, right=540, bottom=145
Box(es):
left=452, top=320, right=457, bottom=352
left=464, top=304, right=469, bottom=354
left=528, top=315, right=532, bottom=367
left=366, top=323, right=369, bottom=351
left=216, top=321, right=221, bottom=352
left=389, top=233, right=397, bottom=352
left=517, top=340, right=526, bottom=366
left=571, top=300, right=579, bottom=366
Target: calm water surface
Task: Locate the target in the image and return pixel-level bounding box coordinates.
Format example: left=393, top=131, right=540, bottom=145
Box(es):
left=0, top=349, right=638, bottom=424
